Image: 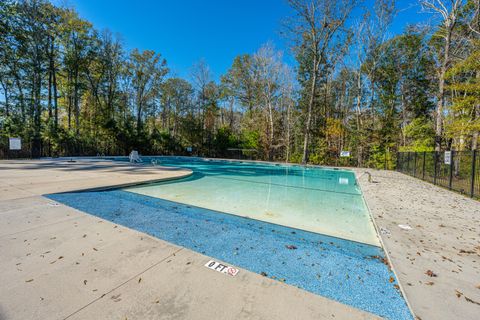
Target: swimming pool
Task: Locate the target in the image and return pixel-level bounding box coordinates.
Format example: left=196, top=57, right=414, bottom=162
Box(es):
left=126, top=157, right=379, bottom=246
left=46, top=157, right=412, bottom=319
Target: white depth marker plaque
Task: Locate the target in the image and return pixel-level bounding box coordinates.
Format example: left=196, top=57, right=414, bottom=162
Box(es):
left=204, top=260, right=239, bottom=276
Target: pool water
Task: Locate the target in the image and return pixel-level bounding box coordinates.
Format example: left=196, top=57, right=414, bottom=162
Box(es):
left=125, top=157, right=380, bottom=246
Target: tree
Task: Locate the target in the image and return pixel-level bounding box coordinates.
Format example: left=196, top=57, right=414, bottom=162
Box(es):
left=420, top=0, right=466, bottom=150
left=287, top=0, right=359, bottom=163
left=445, top=41, right=480, bottom=150
left=128, top=49, right=168, bottom=135
left=253, top=43, right=285, bottom=160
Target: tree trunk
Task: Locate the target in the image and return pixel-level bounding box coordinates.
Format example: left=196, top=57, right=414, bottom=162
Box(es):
left=74, top=67, right=80, bottom=135
left=285, top=100, right=292, bottom=163
left=68, top=73, right=72, bottom=130
left=435, top=18, right=454, bottom=151
left=48, top=65, right=52, bottom=120
left=472, top=71, right=480, bottom=151
left=302, top=58, right=318, bottom=164
left=267, top=100, right=274, bottom=161
left=0, top=80, right=9, bottom=116
left=137, top=102, right=143, bottom=134
left=229, top=97, right=234, bottom=130
left=355, top=71, right=363, bottom=167
left=53, top=63, right=59, bottom=131
left=14, top=72, right=25, bottom=122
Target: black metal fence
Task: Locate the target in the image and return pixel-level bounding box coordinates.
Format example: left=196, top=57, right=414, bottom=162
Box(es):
left=397, top=151, right=479, bottom=198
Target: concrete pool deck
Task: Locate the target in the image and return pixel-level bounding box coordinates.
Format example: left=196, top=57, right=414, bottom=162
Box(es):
left=0, top=159, right=377, bottom=320
left=0, top=159, right=478, bottom=319
left=355, top=169, right=480, bottom=320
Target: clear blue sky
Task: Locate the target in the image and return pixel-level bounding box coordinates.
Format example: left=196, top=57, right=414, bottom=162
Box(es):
left=67, top=0, right=426, bottom=81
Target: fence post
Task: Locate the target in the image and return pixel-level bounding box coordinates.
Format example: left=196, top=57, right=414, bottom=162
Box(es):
left=449, top=150, right=454, bottom=190
left=409, top=152, right=412, bottom=173
left=434, top=151, right=438, bottom=185
left=422, top=152, right=426, bottom=180
left=413, top=152, right=417, bottom=177
left=471, top=150, right=477, bottom=198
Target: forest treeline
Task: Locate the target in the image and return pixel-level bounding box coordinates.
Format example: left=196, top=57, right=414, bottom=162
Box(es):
left=0, top=0, right=479, bottom=167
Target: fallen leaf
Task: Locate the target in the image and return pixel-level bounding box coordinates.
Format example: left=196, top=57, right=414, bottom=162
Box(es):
left=111, top=294, right=122, bottom=302
left=425, top=282, right=434, bottom=286
left=425, top=270, right=437, bottom=277
left=93, top=248, right=98, bottom=251
left=285, top=245, right=297, bottom=250
left=455, top=290, right=463, bottom=298
left=260, top=272, right=268, bottom=277
left=138, top=277, right=142, bottom=283
left=25, top=279, right=34, bottom=283
left=83, top=280, right=87, bottom=285
left=389, top=277, right=394, bottom=283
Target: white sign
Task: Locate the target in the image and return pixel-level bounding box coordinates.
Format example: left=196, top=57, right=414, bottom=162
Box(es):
left=204, top=260, right=239, bottom=276
left=444, top=151, right=452, bottom=165
left=9, top=137, right=21, bottom=150
left=340, top=150, right=350, bottom=157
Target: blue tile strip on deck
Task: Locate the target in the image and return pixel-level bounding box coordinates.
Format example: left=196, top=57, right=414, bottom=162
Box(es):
left=47, top=190, right=412, bottom=320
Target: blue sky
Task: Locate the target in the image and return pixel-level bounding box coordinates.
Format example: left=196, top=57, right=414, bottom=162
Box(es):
left=68, top=0, right=427, bottom=81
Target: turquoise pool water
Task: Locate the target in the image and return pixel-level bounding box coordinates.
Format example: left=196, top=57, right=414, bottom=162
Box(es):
left=125, top=157, right=379, bottom=246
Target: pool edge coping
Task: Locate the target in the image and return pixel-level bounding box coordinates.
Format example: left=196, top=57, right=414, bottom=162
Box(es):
left=42, top=168, right=194, bottom=195
left=354, top=170, right=417, bottom=320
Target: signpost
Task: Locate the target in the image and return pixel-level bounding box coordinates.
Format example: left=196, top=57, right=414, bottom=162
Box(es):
left=340, top=151, right=350, bottom=157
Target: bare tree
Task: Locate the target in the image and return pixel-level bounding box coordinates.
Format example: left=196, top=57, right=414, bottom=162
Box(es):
left=287, top=0, right=359, bottom=164
left=466, top=0, right=480, bottom=35
left=351, top=0, right=396, bottom=166
left=253, top=43, right=285, bottom=160
left=128, top=49, right=168, bottom=133
left=191, top=59, right=212, bottom=118
left=420, top=0, right=465, bottom=150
